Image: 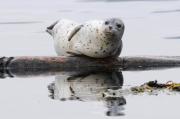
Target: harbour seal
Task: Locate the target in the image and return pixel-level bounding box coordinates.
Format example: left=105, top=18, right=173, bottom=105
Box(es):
left=47, top=18, right=125, bottom=58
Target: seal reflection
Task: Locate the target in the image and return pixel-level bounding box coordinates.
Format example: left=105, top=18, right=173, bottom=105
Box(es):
left=48, top=71, right=126, bottom=116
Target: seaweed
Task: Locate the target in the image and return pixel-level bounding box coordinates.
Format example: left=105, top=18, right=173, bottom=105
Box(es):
left=131, top=80, right=180, bottom=94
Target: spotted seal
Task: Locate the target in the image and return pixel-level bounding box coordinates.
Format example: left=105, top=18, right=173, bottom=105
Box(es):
left=47, top=18, right=125, bottom=58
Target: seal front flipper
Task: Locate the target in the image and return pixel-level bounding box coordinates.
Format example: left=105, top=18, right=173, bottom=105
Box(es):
left=46, top=20, right=58, bottom=35
left=66, top=50, right=83, bottom=56
left=68, top=25, right=83, bottom=41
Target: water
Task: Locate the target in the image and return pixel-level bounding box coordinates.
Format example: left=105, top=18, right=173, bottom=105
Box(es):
left=0, top=0, right=180, bottom=118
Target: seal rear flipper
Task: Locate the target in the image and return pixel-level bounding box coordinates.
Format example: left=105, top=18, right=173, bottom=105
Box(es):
left=68, top=25, right=83, bottom=41
left=46, top=20, right=58, bottom=35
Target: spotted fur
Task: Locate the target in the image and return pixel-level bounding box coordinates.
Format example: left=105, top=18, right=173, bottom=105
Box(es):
left=47, top=18, right=125, bottom=58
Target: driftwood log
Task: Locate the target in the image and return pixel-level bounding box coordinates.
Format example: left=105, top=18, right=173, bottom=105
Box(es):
left=1, top=56, right=180, bottom=78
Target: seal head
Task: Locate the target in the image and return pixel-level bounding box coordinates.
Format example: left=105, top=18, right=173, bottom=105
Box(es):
left=103, top=18, right=124, bottom=40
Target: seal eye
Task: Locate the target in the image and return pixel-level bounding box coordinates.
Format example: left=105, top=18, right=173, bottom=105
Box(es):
left=105, top=21, right=109, bottom=25
left=117, top=24, right=122, bottom=28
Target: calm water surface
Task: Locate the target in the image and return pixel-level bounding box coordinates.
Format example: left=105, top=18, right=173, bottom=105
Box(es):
left=0, top=0, right=180, bottom=118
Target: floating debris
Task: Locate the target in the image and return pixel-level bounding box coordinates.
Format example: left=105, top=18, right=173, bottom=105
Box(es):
left=166, top=81, right=180, bottom=91
left=131, top=80, right=180, bottom=94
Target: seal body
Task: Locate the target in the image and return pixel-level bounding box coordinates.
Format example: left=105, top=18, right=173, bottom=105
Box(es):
left=47, top=18, right=125, bottom=58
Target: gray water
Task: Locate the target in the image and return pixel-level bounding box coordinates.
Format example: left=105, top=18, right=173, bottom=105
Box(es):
left=0, top=0, right=180, bottom=118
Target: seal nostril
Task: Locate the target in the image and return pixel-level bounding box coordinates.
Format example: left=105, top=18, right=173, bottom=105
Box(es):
left=109, top=26, right=112, bottom=30
left=105, top=21, right=109, bottom=25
